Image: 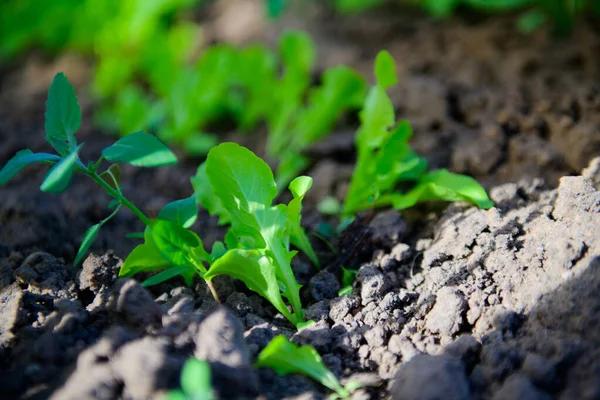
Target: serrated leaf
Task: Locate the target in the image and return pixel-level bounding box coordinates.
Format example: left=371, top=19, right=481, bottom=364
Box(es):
left=0, top=150, right=61, bottom=185
left=102, top=131, right=177, bottom=167
left=40, top=144, right=82, bottom=193
left=74, top=223, right=101, bottom=266
left=158, top=196, right=198, bottom=228
left=374, top=50, right=397, bottom=89
left=256, top=335, right=349, bottom=397
left=45, top=72, right=81, bottom=156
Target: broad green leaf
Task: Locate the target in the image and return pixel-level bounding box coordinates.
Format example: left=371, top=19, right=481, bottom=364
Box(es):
left=0, top=150, right=60, bottom=185
left=141, top=265, right=196, bottom=287
left=40, top=144, right=82, bottom=193
left=287, top=176, right=319, bottom=267
left=74, top=223, right=101, bottom=266
left=158, top=196, right=198, bottom=228
left=191, top=163, right=230, bottom=225
left=45, top=72, right=80, bottom=156
left=357, top=86, right=395, bottom=149
left=204, top=249, right=296, bottom=324
left=210, top=241, right=227, bottom=261
left=389, top=169, right=495, bottom=210
left=256, top=335, right=349, bottom=397
left=206, top=142, right=277, bottom=221
left=102, top=131, right=177, bottom=167
left=374, top=50, right=397, bottom=89
left=119, top=238, right=172, bottom=278
left=180, top=358, right=213, bottom=398
left=149, top=219, right=208, bottom=268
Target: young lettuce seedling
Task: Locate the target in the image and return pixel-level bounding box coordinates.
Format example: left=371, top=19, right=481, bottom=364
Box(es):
left=338, top=51, right=494, bottom=216
left=166, top=358, right=214, bottom=400
left=256, top=335, right=361, bottom=399
left=0, top=72, right=179, bottom=267
left=192, top=142, right=318, bottom=327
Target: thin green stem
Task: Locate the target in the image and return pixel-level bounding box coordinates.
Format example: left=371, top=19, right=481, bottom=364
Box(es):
left=84, top=170, right=150, bottom=225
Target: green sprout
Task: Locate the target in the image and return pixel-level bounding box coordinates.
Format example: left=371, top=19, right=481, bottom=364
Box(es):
left=326, top=51, right=494, bottom=217
left=0, top=72, right=178, bottom=267
left=192, top=143, right=319, bottom=327
left=256, top=335, right=361, bottom=399
left=166, top=358, right=214, bottom=400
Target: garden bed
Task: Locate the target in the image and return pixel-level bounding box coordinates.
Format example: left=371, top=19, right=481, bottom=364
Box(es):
left=1, top=5, right=599, bottom=400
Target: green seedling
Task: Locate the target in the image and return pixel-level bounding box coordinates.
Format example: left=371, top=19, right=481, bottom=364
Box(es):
left=340, top=50, right=493, bottom=216
left=166, top=358, right=214, bottom=400
left=191, top=142, right=318, bottom=327
left=0, top=72, right=178, bottom=267
left=256, top=335, right=361, bottom=399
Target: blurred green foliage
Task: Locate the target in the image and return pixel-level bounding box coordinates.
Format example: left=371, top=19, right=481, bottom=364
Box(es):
left=0, top=0, right=365, bottom=185
left=331, top=0, right=599, bottom=35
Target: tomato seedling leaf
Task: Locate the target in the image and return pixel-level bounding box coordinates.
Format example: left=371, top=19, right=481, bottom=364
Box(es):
left=45, top=72, right=81, bottom=156
left=40, top=144, right=82, bottom=193
left=0, top=150, right=61, bottom=186
left=102, top=131, right=177, bottom=167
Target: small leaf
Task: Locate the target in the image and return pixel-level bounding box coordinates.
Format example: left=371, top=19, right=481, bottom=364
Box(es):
left=45, top=72, right=81, bottom=156
left=141, top=265, right=195, bottom=287
left=374, top=50, right=398, bottom=89
left=391, top=169, right=495, bottom=210
left=158, top=196, right=198, bottom=228
left=108, top=199, right=121, bottom=209
left=266, top=0, right=290, bottom=18
left=40, top=144, right=82, bottom=193
left=150, top=219, right=209, bottom=268
left=0, top=150, right=61, bottom=185
left=119, top=240, right=172, bottom=278
left=180, top=358, right=213, bottom=397
left=74, top=223, right=101, bottom=266
left=256, top=335, right=349, bottom=397
left=289, top=176, right=312, bottom=198
left=102, top=131, right=177, bottom=167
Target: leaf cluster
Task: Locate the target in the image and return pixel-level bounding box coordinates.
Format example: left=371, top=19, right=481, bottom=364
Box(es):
left=0, top=73, right=178, bottom=267
left=325, top=51, right=494, bottom=216
left=191, top=143, right=318, bottom=326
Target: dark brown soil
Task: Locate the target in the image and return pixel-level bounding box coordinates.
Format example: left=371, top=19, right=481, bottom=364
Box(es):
left=1, top=5, right=599, bottom=400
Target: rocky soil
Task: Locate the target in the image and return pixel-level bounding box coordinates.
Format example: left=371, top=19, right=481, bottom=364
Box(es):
left=1, top=5, right=599, bottom=400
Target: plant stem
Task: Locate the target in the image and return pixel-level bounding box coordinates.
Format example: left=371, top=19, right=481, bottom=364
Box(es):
left=84, top=170, right=150, bottom=225
left=206, top=280, right=221, bottom=304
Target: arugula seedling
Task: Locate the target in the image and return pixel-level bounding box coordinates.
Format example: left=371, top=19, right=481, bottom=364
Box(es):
left=192, top=142, right=318, bottom=326
left=166, top=358, right=214, bottom=400
left=342, top=50, right=494, bottom=216
left=0, top=72, right=179, bottom=267
left=256, top=335, right=361, bottom=399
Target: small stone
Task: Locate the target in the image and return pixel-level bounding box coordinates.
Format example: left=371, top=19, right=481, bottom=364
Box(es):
left=425, top=287, right=467, bottom=337
left=391, top=354, right=470, bottom=400
left=357, top=265, right=390, bottom=306
left=309, top=270, right=340, bottom=301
